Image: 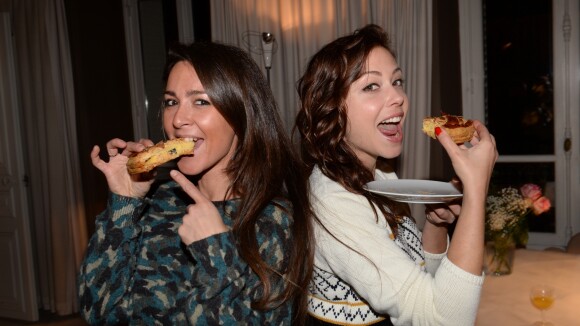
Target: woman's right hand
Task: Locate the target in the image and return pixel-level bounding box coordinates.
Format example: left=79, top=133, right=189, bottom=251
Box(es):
left=90, top=138, right=156, bottom=198
left=436, top=120, right=498, bottom=195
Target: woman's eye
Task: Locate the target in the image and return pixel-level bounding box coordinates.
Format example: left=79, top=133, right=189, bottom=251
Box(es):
left=163, top=99, right=178, bottom=108
left=194, top=99, right=211, bottom=106
left=363, top=83, right=379, bottom=91
left=394, top=79, right=405, bottom=87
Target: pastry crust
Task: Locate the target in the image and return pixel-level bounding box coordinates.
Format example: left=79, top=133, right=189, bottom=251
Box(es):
left=127, top=138, right=195, bottom=174
left=422, top=114, right=475, bottom=144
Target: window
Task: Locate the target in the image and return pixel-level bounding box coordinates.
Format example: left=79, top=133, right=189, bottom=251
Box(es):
left=122, top=0, right=210, bottom=142
left=459, top=0, right=580, bottom=249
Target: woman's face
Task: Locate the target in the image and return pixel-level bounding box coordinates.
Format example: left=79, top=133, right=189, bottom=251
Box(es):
left=344, top=46, right=409, bottom=170
left=163, top=61, right=237, bottom=177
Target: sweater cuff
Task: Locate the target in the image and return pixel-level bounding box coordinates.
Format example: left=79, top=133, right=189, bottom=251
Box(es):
left=423, top=236, right=449, bottom=275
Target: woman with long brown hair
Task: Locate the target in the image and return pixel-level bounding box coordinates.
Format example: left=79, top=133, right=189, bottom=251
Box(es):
left=295, top=24, right=497, bottom=325
left=79, top=41, right=313, bottom=325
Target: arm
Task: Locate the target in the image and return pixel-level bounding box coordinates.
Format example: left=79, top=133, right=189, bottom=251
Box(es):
left=77, top=193, right=147, bottom=325
left=422, top=180, right=462, bottom=256
left=186, top=203, right=293, bottom=325
left=422, top=219, right=450, bottom=254
left=436, top=122, right=497, bottom=275
left=421, top=221, right=449, bottom=275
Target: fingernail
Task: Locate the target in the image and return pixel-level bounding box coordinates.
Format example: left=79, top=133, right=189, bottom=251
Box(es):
left=435, top=127, right=442, bottom=136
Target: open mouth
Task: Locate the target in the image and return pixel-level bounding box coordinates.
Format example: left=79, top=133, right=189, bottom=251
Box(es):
left=378, top=116, right=402, bottom=138
left=180, top=137, right=202, bottom=155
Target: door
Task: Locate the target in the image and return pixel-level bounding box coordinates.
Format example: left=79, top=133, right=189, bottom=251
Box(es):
left=0, top=12, right=39, bottom=321
left=459, top=0, right=580, bottom=249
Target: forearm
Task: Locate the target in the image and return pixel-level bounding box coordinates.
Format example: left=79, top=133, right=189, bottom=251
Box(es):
left=446, top=190, right=486, bottom=275
left=78, top=194, right=145, bottom=323
left=421, top=221, right=449, bottom=254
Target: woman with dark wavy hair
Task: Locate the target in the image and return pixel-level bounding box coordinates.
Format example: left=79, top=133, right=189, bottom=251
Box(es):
left=79, top=41, right=314, bottom=325
left=295, top=24, right=497, bottom=325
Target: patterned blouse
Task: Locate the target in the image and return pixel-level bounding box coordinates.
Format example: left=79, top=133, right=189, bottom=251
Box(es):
left=78, top=180, right=294, bottom=325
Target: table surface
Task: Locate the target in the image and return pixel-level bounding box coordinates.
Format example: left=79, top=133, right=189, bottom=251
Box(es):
left=476, top=249, right=580, bottom=325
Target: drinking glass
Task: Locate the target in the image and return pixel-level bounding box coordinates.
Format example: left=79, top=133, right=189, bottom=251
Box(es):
left=529, top=284, right=555, bottom=326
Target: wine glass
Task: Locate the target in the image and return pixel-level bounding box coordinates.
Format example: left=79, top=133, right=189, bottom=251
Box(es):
left=529, top=284, right=555, bottom=326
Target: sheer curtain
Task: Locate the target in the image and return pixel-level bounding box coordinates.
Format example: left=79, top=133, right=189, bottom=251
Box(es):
left=210, top=0, right=432, bottom=181
left=12, top=0, right=87, bottom=315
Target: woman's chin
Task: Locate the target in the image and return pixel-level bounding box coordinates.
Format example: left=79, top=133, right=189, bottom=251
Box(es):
left=379, top=146, right=403, bottom=159
left=176, top=157, right=200, bottom=175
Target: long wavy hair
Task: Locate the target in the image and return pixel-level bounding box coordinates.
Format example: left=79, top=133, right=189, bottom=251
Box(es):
left=163, top=42, right=314, bottom=324
left=295, top=24, right=408, bottom=234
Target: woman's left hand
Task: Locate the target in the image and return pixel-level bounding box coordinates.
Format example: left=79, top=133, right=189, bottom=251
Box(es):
left=425, top=202, right=461, bottom=225
left=425, top=178, right=462, bottom=225
left=170, top=170, right=229, bottom=245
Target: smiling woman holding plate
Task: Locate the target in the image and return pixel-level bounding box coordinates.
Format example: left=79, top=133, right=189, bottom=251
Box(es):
left=295, top=24, right=498, bottom=325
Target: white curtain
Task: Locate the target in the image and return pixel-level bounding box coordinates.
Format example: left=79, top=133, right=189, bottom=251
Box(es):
left=12, top=0, right=88, bottom=315
left=210, top=0, right=432, bottom=180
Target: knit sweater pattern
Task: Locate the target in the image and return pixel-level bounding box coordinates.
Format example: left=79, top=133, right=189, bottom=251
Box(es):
left=306, top=166, right=484, bottom=326
left=78, top=180, right=294, bottom=325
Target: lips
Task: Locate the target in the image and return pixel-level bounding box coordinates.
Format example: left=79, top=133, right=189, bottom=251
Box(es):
left=192, top=139, right=204, bottom=152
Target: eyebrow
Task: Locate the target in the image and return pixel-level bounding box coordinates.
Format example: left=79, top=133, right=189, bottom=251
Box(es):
left=164, top=89, right=206, bottom=97
left=360, top=67, right=402, bottom=77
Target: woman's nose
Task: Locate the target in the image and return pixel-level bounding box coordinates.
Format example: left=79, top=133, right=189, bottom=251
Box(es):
left=172, top=105, right=192, bottom=128
left=387, top=87, right=405, bottom=107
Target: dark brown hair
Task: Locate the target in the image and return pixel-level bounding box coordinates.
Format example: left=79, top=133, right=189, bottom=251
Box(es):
left=295, top=24, right=407, bottom=234
left=164, top=42, right=314, bottom=324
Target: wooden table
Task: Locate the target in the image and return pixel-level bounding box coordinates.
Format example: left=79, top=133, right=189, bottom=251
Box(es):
left=476, top=249, right=580, bottom=325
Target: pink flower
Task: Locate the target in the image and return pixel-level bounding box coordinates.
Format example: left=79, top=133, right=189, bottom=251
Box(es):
left=532, top=196, right=551, bottom=215
left=520, top=183, right=542, bottom=201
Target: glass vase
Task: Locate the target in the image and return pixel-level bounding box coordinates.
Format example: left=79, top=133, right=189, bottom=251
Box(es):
left=484, top=235, right=516, bottom=276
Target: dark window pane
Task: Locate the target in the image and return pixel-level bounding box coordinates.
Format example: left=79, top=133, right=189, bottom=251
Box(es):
left=138, top=0, right=179, bottom=142
left=489, top=162, right=555, bottom=233
left=484, top=0, right=554, bottom=155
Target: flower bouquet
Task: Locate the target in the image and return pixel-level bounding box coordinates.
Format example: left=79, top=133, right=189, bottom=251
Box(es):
left=484, top=184, right=551, bottom=275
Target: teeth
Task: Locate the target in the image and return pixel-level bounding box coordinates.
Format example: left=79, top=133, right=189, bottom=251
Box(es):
left=380, top=116, right=402, bottom=124
left=184, top=137, right=198, bottom=142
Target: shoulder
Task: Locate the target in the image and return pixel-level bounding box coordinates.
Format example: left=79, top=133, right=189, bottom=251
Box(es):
left=221, top=197, right=293, bottom=230
left=261, top=197, right=294, bottom=230
left=310, top=165, right=399, bottom=197
left=309, top=166, right=369, bottom=207
left=309, top=166, right=387, bottom=228
left=309, top=166, right=351, bottom=200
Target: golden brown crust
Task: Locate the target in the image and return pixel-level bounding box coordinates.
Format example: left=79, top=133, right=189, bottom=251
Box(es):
left=127, top=138, right=195, bottom=174
left=422, top=114, right=475, bottom=144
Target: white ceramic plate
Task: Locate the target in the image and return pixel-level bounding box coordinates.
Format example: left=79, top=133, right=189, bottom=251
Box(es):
left=364, top=179, right=463, bottom=204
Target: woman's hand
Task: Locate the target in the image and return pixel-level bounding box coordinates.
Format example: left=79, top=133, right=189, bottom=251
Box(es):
left=425, top=202, right=461, bottom=225
left=422, top=200, right=461, bottom=254
left=425, top=178, right=462, bottom=225
left=90, top=138, right=156, bottom=198
left=170, top=170, right=229, bottom=245
left=436, top=121, right=498, bottom=195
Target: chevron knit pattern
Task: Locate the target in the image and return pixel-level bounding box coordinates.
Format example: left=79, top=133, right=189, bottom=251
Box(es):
left=308, top=216, right=425, bottom=325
